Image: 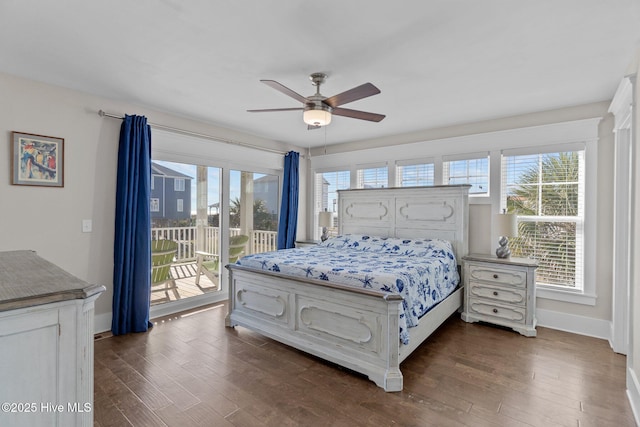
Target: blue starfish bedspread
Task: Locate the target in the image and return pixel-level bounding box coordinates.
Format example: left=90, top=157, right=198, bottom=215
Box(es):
left=236, top=234, right=460, bottom=344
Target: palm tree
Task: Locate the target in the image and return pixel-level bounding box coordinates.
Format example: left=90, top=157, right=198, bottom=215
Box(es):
left=253, top=199, right=278, bottom=231
left=506, top=152, right=580, bottom=287
left=229, top=197, right=277, bottom=231
left=229, top=197, right=242, bottom=228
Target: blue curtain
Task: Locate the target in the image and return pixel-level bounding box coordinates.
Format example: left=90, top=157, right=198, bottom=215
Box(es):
left=277, top=151, right=300, bottom=249
left=112, top=115, right=152, bottom=335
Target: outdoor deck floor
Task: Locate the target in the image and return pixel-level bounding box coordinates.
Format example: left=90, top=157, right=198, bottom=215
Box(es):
left=150, top=262, right=218, bottom=306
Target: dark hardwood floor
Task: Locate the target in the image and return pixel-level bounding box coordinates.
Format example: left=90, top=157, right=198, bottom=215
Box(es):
left=94, top=303, right=635, bottom=426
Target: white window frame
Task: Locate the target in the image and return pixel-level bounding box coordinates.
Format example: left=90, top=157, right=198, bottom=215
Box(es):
left=538, top=138, right=596, bottom=305
left=150, top=198, right=160, bottom=213
left=442, top=152, right=490, bottom=197
left=177, top=198, right=183, bottom=212
left=396, top=157, right=435, bottom=187
left=356, top=162, right=388, bottom=189
left=500, top=143, right=593, bottom=303
left=174, top=178, right=185, bottom=192
left=314, top=168, right=351, bottom=240
left=151, top=128, right=284, bottom=318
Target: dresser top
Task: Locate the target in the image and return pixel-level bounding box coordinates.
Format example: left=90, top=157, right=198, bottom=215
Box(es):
left=0, top=250, right=105, bottom=312
left=463, top=253, right=539, bottom=268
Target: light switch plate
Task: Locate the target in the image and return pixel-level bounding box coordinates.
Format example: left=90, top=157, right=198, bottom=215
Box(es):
left=82, top=219, right=92, bottom=233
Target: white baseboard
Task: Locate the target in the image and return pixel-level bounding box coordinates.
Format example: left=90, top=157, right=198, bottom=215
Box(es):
left=94, top=312, right=112, bottom=334
left=628, top=367, right=640, bottom=426
left=536, top=308, right=611, bottom=340
left=93, top=292, right=229, bottom=335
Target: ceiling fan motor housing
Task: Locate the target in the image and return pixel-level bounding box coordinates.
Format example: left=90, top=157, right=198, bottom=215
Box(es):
left=309, top=72, right=328, bottom=87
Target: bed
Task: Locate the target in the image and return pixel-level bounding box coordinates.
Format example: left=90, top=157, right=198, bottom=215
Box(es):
left=226, top=185, right=470, bottom=391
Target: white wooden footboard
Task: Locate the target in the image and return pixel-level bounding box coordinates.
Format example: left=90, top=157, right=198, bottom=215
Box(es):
left=225, top=185, right=470, bottom=392
left=226, top=265, right=405, bottom=391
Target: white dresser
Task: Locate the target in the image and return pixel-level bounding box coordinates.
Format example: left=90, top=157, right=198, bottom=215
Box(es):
left=461, top=253, right=538, bottom=337
left=0, top=250, right=105, bottom=427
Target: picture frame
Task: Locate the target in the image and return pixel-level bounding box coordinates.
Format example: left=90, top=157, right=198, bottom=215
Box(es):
left=11, top=131, right=64, bottom=187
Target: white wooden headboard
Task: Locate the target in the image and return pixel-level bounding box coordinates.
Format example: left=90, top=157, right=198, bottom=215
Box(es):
left=338, top=185, right=470, bottom=260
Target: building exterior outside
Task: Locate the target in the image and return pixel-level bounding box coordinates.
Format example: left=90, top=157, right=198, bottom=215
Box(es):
left=151, top=162, right=192, bottom=225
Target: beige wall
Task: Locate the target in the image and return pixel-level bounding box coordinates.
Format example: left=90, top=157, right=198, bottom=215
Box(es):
left=0, top=72, right=301, bottom=322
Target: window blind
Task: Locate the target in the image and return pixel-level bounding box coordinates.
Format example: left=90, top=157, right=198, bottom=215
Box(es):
left=501, top=150, right=585, bottom=289
left=397, top=162, right=435, bottom=187
left=443, top=155, right=489, bottom=194
left=315, top=170, right=350, bottom=237
left=356, top=166, right=388, bottom=189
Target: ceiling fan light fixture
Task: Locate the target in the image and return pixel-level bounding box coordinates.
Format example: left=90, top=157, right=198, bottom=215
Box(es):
left=303, top=107, right=332, bottom=127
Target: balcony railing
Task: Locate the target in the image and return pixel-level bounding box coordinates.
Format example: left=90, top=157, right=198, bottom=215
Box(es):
left=151, top=226, right=278, bottom=262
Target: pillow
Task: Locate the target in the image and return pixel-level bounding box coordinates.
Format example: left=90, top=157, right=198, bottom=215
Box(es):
left=319, top=234, right=387, bottom=251
left=320, top=234, right=455, bottom=258
left=376, top=237, right=453, bottom=257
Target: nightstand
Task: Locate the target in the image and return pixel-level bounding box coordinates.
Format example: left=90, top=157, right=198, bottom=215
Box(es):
left=295, top=240, right=320, bottom=248
left=461, top=253, right=538, bottom=337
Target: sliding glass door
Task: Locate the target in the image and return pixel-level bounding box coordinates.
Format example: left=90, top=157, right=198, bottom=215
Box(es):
left=148, top=160, right=282, bottom=308
left=150, top=160, right=221, bottom=306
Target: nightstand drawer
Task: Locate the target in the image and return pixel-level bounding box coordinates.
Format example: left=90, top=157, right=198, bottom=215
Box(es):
left=462, top=254, right=538, bottom=337
left=468, top=282, right=526, bottom=306
left=467, top=301, right=525, bottom=324
left=468, top=265, right=526, bottom=287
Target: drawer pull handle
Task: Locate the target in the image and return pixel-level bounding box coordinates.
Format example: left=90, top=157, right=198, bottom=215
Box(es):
left=493, top=308, right=498, bottom=314
left=493, top=291, right=498, bottom=296
left=493, top=274, right=499, bottom=279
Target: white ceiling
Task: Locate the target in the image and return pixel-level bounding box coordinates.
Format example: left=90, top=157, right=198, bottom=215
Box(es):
left=1, top=1, right=639, bottom=148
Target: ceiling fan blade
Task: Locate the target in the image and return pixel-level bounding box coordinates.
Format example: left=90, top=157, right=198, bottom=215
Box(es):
left=332, top=107, right=385, bottom=122
left=323, top=83, right=381, bottom=108
left=307, top=124, right=321, bottom=130
left=261, top=80, right=308, bottom=104
left=247, top=107, right=304, bottom=113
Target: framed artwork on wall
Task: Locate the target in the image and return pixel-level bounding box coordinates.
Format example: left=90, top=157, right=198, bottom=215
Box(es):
left=11, top=131, right=64, bottom=187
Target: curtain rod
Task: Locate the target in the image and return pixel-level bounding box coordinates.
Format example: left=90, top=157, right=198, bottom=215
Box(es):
left=98, top=110, right=291, bottom=156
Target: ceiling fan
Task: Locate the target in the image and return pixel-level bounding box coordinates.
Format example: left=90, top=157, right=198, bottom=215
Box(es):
left=247, top=73, right=385, bottom=129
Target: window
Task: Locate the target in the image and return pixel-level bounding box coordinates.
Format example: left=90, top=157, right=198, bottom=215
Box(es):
left=174, top=178, right=185, bottom=191
left=177, top=199, right=183, bottom=212
left=501, top=149, right=585, bottom=290
left=309, top=119, right=599, bottom=304
left=357, top=165, right=387, bottom=189
left=229, top=170, right=280, bottom=254
left=315, top=170, right=350, bottom=239
left=443, top=155, right=489, bottom=195
left=397, top=161, right=434, bottom=187
left=150, top=198, right=159, bottom=212
left=150, top=127, right=284, bottom=312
